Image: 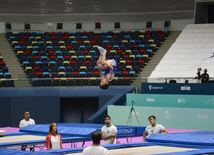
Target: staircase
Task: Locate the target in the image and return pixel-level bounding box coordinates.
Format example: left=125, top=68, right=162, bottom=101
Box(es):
left=0, top=33, right=31, bottom=87
left=131, top=31, right=182, bottom=93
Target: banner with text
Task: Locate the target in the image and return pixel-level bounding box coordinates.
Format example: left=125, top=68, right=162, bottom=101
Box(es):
left=126, top=94, right=214, bottom=109
left=141, top=83, right=214, bottom=95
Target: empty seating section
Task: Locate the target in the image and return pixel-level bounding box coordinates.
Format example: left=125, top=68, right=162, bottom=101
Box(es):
left=6, top=30, right=168, bottom=86
left=0, top=54, right=14, bottom=87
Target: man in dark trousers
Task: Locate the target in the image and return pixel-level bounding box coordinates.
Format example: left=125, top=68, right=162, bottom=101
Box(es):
left=201, top=68, right=209, bottom=83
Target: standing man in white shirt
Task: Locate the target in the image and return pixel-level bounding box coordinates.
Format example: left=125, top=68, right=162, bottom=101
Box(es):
left=82, top=130, right=109, bottom=155
left=19, top=111, right=35, bottom=151
left=143, top=115, right=169, bottom=141
left=101, top=115, right=117, bottom=145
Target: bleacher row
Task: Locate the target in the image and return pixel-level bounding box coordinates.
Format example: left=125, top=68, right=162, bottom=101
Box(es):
left=6, top=30, right=168, bottom=87
left=0, top=55, right=14, bottom=87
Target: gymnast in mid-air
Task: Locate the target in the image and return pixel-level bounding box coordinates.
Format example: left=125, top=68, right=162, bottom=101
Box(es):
left=96, top=46, right=117, bottom=89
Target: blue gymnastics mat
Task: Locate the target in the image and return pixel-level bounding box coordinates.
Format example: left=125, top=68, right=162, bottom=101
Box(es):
left=19, top=123, right=145, bottom=137
left=172, top=130, right=214, bottom=136
left=146, top=133, right=214, bottom=147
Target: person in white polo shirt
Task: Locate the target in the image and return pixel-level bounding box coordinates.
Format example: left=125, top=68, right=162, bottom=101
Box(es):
left=82, top=130, right=109, bottom=155
left=101, top=115, right=117, bottom=145
left=19, top=111, right=35, bottom=151
left=143, top=115, right=169, bottom=141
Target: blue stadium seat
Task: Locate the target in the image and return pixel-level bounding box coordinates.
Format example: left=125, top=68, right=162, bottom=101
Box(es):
left=66, top=66, right=72, bottom=72
left=59, top=66, right=66, bottom=72
left=69, top=32, right=75, bottom=36
left=79, top=71, right=86, bottom=77
left=42, top=72, right=49, bottom=78
left=65, top=72, right=72, bottom=77
left=136, top=55, right=142, bottom=60
left=129, top=71, right=135, bottom=77
left=41, top=56, right=48, bottom=61
left=32, top=51, right=39, bottom=56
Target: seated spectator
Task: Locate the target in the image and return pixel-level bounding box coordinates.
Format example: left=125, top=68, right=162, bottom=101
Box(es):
left=143, top=115, right=169, bottom=141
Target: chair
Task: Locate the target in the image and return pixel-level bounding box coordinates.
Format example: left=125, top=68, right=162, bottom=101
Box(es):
left=80, top=66, right=87, bottom=72
left=43, top=72, right=50, bottom=78
left=114, top=22, right=120, bottom=30
left=146, top=21, right=152, bottom=30
left=79, top=72, right=86, bottom=77
left=111, top=77, right=119, bottom=85
left=115, top=71, right=122, bottom=77
left=7, top=79, right=14, bottom=87
left=32, top=78, right=39, bottom=87
left=95, top=22, right=101, bottom=30
left=65, top=72, right=72, bottom=77
left=129, top=71, right=135, bottom=77
left=24, top=23, right=30, bottom=31
left=76, top=23, right=82, bottom=30
left=60, top=78, right=67, bottom=86
left=53, top=78, right=60, bottom=86
left=122, top=71, right=129, bottom=77
left=45, top=78, right=52, bottom=86
left=2, top=67, right=8, bottom=73
left=68, top=77, right=75, bottom=86
left=6, top=23, right=12, bottom=32
left=57, top=23, right=63, bottom=30
left=164, top=20, right=171, bottom=30
left=89, top=77, right=98, bottom=86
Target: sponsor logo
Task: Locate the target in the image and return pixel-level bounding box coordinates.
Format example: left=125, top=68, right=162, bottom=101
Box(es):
left=147, top=98, right=155, bottom=102
left=178, top=98, right=186, bottom=103
left=117, top=129, right=134, bottom=134
left=148, top=85, right=163, bottom=91
left=181, top=86, right=191, bottom=91
left=165, top=111, right=170, bottom=118
left=197, top=114, right=208, bottom=119
left=205, top=99, right=214, bottom=105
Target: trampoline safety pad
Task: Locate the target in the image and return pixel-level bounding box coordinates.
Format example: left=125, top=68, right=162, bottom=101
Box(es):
left=0, top=135, right=46, bottom=143
left=66, top=146, right=198, bottom=155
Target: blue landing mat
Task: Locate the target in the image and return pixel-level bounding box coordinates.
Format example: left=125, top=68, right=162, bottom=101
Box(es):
left=172, top=130, right=214, bottom=136
left=20, top=123, right=145, bottom=137
left=146, top=133, right=214, bottom=146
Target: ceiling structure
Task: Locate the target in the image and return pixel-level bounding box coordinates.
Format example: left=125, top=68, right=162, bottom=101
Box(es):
left=0, top=0, right=195, bottom=22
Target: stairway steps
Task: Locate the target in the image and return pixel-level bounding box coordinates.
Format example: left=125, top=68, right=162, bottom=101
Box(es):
left=0, top=33, right=31, bottom=87
left=131, top=31, right=182, bottom=93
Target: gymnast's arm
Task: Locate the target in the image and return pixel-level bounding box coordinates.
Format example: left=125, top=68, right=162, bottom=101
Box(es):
left=109, top=133, right=117, bottom=144
left=98, top=68, right=104, bottom=79
left=162, top=129, right=169, bottom=134
left=103, top=62, right=114, bottom=79
left=102, top=132, right=116, bottom=140
left=143, top=131, right=147, bottom=142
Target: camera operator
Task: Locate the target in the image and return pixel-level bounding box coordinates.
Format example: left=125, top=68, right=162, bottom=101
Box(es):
left=201, top=68, right=209, bottom=83
left=194, top=68, right=201, bottom=79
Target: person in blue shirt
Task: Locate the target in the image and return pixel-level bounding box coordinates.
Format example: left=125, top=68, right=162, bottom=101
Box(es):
left=96, top=46, right=117, bottom=89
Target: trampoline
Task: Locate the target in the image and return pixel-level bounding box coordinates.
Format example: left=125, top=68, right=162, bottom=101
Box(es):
left=0, top=123, right=145, bottom=151
left=68, top=146, right=198, bottom=155
left=1, top=124, right=214, bottom=155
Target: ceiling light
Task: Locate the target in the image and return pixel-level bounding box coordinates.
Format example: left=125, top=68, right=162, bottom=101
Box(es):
left=69, top=2, right=72, bottom=4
